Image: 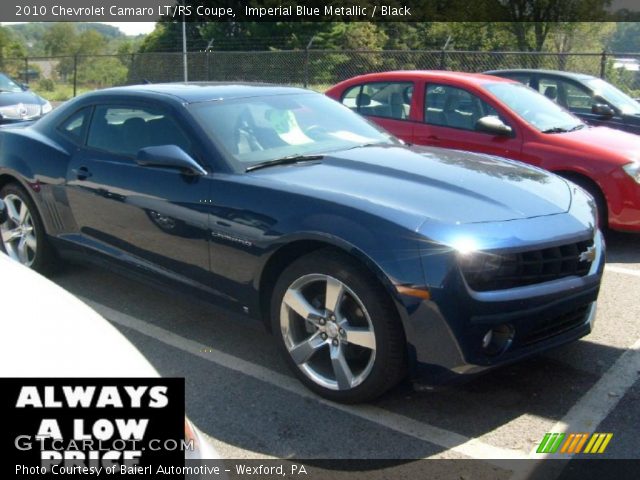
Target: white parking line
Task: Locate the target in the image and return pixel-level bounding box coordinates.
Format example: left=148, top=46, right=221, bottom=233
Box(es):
left=83, top=298, right=528, bottom=464
left=537, top=337, right=640, bottom=452
left=605, top=265, right=640, bottom=278
left=508, top=337, right=640, bottom=479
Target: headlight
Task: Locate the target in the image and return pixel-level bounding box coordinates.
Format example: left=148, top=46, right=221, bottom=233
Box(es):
left=0, top=105, right=20, bottom=119
left=622, top=161, right=640, bottom=184
left=41, top=101, right=52, bottom=115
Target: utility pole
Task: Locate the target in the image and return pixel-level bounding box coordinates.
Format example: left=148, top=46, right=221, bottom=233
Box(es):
left=182, top=0, right=188, bottom=82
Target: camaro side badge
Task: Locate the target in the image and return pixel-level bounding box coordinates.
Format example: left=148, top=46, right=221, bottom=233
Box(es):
left=579, top=245, right=597, bottom=263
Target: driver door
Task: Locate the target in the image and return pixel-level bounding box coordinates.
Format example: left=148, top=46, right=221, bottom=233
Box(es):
left=65, top=103, right=212, bottom=287
left=414, top=82, right=523, bottom=159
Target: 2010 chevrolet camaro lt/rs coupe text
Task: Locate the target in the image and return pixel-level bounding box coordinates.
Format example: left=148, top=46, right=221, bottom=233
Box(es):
left=0, top=84, right=604, bottom=403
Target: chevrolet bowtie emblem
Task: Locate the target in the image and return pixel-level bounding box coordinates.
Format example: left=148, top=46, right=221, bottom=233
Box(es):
left=578, top=245, right=596, bottom=263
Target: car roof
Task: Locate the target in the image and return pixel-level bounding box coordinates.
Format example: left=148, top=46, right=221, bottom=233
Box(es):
left=486, top=69, right=598, bottom=81
left=96, top=82, right=312, bottom=103
left=342, top=70, right=516, bottom=85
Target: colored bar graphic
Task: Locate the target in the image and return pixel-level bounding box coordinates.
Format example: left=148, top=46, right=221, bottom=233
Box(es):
left=538, top=433, right=613, bottom=454
left=537, top=433, right=552, bottom=453
left=574, top=433, right=589, bottom=453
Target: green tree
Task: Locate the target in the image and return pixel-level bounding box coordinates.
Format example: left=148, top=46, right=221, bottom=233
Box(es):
left=0, top=26, right=27, bottom=78
left=608, top=23, right=640, bottom=52
left=42, top=23, right=77, bottom=56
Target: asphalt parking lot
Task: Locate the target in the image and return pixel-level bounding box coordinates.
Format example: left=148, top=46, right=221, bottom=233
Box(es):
left=49, top=230, right=640, bottom=475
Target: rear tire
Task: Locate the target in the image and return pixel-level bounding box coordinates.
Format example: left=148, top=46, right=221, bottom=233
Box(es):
left=271, top=248, right=406, bottom=403
left=0, top=183, right=56, bottom=273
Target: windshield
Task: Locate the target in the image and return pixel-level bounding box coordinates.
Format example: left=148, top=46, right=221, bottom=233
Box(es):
left=189, top=93, right=395, bottom=169
left=484, top=82, right=584, bottom=133
left=585, top=78, right=640, bottom=115
left=0, top=74, right=23, bottom=93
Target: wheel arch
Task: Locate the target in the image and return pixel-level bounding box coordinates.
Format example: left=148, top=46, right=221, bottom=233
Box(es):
left=0, top=172, right=50, bottom=232
left=256, top=235, right=406, bottom=336
left=554, top=169, right=609, bottom=225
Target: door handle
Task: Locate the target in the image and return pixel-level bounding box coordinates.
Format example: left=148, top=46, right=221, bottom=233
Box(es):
left=72, top=166, right=92, bottom=180
left=427, top=135, right=440, bottom=141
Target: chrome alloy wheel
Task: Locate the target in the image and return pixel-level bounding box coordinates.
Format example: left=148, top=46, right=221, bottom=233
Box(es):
left=0, top=194, right=38, bottom=267
left=280, top=274, right=377, bottom=391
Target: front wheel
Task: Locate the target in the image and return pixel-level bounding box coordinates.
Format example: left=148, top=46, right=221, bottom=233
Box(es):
left=271, top=249, right=406, bottom=403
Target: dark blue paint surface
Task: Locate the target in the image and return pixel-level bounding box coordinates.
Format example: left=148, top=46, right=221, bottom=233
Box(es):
left=0, top=84, right=604, bottom=385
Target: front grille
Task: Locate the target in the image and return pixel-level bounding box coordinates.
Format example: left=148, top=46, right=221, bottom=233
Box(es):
left=23, top=104, right=41, bottom=118
left=461, top=239, right=594, bottom=291
left=518, top=305, right=590, bottom=346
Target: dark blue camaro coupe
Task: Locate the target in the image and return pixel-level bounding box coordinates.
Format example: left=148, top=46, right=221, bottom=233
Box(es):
left=0, top=84, right=604, bottom=402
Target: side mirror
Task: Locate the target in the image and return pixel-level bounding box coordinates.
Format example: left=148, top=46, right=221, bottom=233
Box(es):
left=136, top=145, right=207, bottom=176
left=20, top=83, right=29, bottom=91
left=0, top=199, right=7, bottom=224
left=475, top=116, right=513, bottom=136
left=591, top=103, right=615, bottom=117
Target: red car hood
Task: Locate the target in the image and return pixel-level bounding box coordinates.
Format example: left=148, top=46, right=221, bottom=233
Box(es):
left=553, top=126, right=640, bottom=165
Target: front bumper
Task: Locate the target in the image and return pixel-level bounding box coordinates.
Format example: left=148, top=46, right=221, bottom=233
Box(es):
left=406, top=227, right=605, bottom=388
left=605, top=172, right=640, bottom=232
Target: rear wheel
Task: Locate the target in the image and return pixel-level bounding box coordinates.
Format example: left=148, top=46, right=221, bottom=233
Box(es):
left=271, top=249, right=406, bottom=403
left=0, top=183, right=55, bottom=273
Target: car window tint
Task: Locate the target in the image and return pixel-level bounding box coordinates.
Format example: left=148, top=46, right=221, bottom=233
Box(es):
left=425, top=83, right=499, bottom=131
left=341, top=85, right=362, bottom=111
left=189, top=93, right=394, bottom=167
left=538, top=77, right=565, bottom=106
left=87, top=106, right=192, bottom=157
left=351, top=82, right=414, bottom=120
left=562, top=81, right=594, bottom=112
left=0, top=73, right=23, bottom=93
left=58, top=107, right=91, bottom=142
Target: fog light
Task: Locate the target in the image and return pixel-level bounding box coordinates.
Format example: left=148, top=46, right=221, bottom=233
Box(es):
left=481, top=324, right=514, bottom=356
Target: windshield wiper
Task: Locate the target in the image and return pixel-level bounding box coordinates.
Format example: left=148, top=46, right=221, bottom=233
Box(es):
left=541, top=127, right=570, bottom=134
left=245, top=154, right=324, bottom=172
left=542, top=124, right=586, bottom=134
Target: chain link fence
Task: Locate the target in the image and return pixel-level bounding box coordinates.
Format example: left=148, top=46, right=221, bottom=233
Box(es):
left=1, top=50, right=639, bottom=101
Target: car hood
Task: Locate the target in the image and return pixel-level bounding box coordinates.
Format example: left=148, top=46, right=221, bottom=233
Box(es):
left=250, top=145, right=571, bottom=228
left=556, top=126, right=640, bottom=161
left=0, top=90, right=44, bottom=106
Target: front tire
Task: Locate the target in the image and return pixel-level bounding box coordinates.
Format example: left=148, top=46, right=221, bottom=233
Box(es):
left=271, top=249, right=406, bottom=403
left=0, top=183, right=55, bottom=273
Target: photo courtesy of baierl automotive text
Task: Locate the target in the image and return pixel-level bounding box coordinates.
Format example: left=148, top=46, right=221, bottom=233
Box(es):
left=0, top=0, right=639, bottom=479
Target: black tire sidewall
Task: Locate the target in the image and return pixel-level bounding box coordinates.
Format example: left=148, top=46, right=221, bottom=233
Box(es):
left=270, top=248, right=406, bottom=403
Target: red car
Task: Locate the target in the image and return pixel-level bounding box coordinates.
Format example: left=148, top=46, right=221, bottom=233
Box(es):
left=326, top=71, right=640, bottom=232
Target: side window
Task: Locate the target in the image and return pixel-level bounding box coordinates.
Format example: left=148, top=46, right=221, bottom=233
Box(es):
left=87, top=105, right=193, bottom=158
left=351, top=82, right=414, bottom=120
left=341, top=85, right=362, bottom=111
left=562, top=81, right=594, bottom=112
left=58, top=107, right=91, bottom=143
left=425, top=83, right=500, bottom=131
left=538, top=77, right=563, bottom=105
